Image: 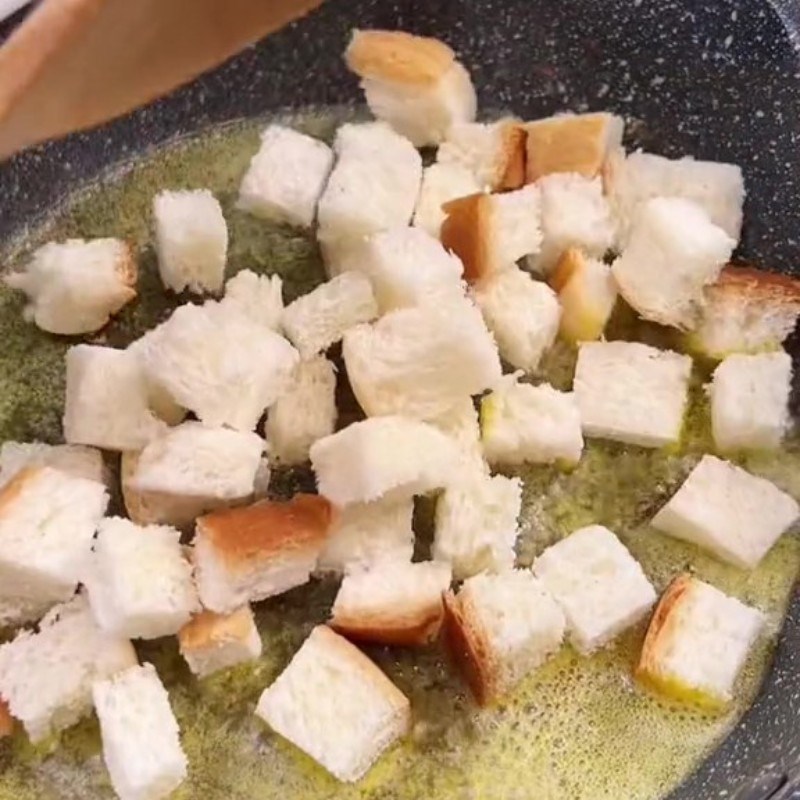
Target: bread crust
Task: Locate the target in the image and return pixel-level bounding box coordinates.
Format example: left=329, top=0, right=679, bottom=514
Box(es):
left=549, top=246, right=584, bottom=293
left=710, top=264, right=800, bottom=306
left=196, top=494, right=333, bottom=570
left=443, top=590, right=499, bottom=706
left=345, top=29, right=455, bottom=87
left=0, top=466, right=41, bottom=518
left=0, top=699, right=13, bottom=738
left=331, top=597, right=445, bottom=647
left=440, top=193, right=493, bottom=284
left=496, top=122, right=527, bottom=191
left=525, top=113, right=615, bottom=182
left=114, top=241, right=138, bottom=290
left=178, top=607, right=254, bottom=652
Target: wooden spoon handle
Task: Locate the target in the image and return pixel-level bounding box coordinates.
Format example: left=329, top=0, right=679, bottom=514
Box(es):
left=0, top=0, right=323, bottom=160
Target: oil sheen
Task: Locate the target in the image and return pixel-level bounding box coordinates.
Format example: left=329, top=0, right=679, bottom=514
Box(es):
left=0, top=111, right=798, bottom=800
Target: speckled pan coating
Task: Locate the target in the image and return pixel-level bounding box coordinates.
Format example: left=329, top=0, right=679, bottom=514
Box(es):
left=1, top=0, right=800, bottom=797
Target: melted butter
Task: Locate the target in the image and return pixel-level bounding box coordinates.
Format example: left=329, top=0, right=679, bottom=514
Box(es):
left=0, top=110, right=799, bottom=800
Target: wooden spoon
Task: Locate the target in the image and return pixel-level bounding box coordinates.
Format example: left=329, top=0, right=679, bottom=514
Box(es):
left=0, top=0, right=323, bottom=161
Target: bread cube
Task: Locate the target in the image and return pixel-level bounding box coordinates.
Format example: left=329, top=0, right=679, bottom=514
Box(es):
left=711, top=351, right=792, bottom=452
left=194, top=495, right=333, bottom=613
left=317, top=121, right=422, bottom=242
left=0, top=467, right=108, bottom=605
left=525, top=112, right=624, bottom=182
left=265, top=356, right=337, bottom=466
left=532, top=173, right=615, bottom=274
left=179, top=606, right=262, bottom=678
left=636, top=575, right=764, bottom=709
left=93, top=663, right=187, bottom=800
left=331, top=560, right=452, bottom=646
left=130, top=422, right=264, bottom=504
left=433, top=473, right=522, bottom=579
left=573, top=341, right=692, bottom=448
left=282, top=271, right=378, bottom=358
left=533, top=525, right=656, bottom=653
left=413, top=162, right=481, bottom=238
left=237, top=125, right=334, bottom=227
left=0, top=441, right=105, bottom=489
left=441, top=186, right=542, bottom=284
left=310, top=416, right=459, bottom=507
left=316, top=498, right=415, bottom=576
left=345, top=29, right=476, bottom=147
left=63, top=345, right=167, bottom=451
left=343, top=297, right=501, bottom=419
left=606, top=149, right=745, bottom=244
left=651, top=455, right=799, bottom=569
left=612, top=197, right=735, bottom=330
left=139, top=302, right=298, bottom=431
left=690, top=265, right=800, bottom=359
left=437, top=119, right=526, bottom=191
left=351, top=227, right=464, bottom=312
left=444, top=570, right=565, bottom=705
left=550, top=248, right=617, bottom=342
left=84, top=518, right=199, bottom=640
left=125, top=333, right=187, bottom=426
left=480, top=379, right=583, bottom=466
left=153, top=189, right=228, bottom=294
left=219, top=269, right=283, bottom=331
left=256, top=625, right=410, bottom=782
left=4, top=238, right=137, bottom=335
left=428, top=397, right=489, bottom=481
left=0, top=595, right=137, bottom=742
left=473, top=265, right=560, bottom=372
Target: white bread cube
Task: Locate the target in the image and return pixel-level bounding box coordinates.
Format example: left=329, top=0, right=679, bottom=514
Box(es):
left=413, top=162, right=481, bottom=238
left=343, top=297, right=501, bottom=420
left=690, top=265, right=800, bottom=359
left=256, top=625, right=410, bottom=782
left=130, top=422, right=264, bottom=504
left=265, top=356, right=337, bottom=466
left=84, top=518, right=200, bottom=640
left=636, top=575, right=764, bottom=709
left=433, top=473, right=522, bottom=579
left=441, top=186, right=542, bottom=284
left=606, top=149, right=744, bottom=244
left=428, top=397, right=489, bottom=481
left=473, top=265, right=560, bottom=373
left=219, top=269, right=283, bottom=331
left=331, top=560, right=452, bottom=646
left=350, top=227, right=464, bottom=312
left=444, top=570, right=565, bottom=705
left=0, top=595, right=136, bottom=742
left=317, top=121, right=422, bottom=241
left=574, top=341, right=692, bottom=448
left=0, top=467, right=108, bottom=604
left=532, top=173, right=615, bottom=274
left=612, top=197, right=736, bottom=330
left=193, top=495, right=333, bottom=613
left=178, top=606, right=262, bottom=678
left=237, top=125, right=334, bottom=227
left=0, top=441, right=105, bottom=489
left=315, top=498, right=415, bottom=576
left=5, top=238, right=137, bottom=335
left=153, top=189, right=228, bottom=295
left=533, top=525, right=656, bottom=653
left=550, top=247, right=617, bottom=343
left=651, top=455, right=800, bottom=569
left=125, top=333, right=186, bottom=426
left=480, top=378, right=583, bottom=466
left=525, top=112, right=624, bottom=182
left=93, top=663, right=187, bottom=800
left=345, top=29, right=476, bottom=147
left=139, top=302, right=298, bottom=431
left=711, top=351, right=792, bottom=452
left=310, top=416, right=459, bottom=507
left=63, top=345, right=167, bottom=451
left=282, top=271, right=379, bottom=358
left=437, top=119, right=527, bottom=191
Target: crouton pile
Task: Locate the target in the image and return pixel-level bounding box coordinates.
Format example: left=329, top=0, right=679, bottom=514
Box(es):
left=1, top=26, right=799, bottom=798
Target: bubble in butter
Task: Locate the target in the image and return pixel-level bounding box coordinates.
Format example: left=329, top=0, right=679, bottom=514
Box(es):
left=0, top=110, right=798, bottom=800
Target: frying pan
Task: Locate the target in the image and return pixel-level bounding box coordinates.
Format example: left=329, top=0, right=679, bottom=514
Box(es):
left=1, top=1, right=800, bottom=798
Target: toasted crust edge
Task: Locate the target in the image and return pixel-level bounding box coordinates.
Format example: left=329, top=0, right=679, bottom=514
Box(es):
left=344, top=29, right=455, bottom=87
left=710, top=264, right=800, bottom=306
left=331, top=597, right=445, bottom=647
left=115, top=241, right=138, bottom=290
left=440, top=193, right=494, bottom=284
left=496, top=122, right=527, bottom=191
left=0, top=699, right=13, bottom=738
left=178, top=607, right=255, bottom=653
